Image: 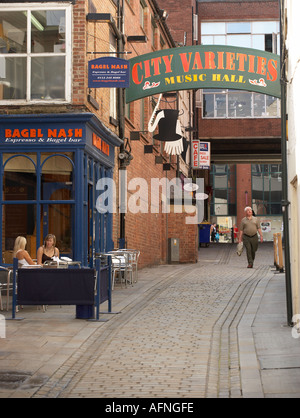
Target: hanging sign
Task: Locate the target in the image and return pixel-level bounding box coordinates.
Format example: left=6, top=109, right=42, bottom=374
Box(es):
left=192, top=140, right=211, bottom=169
left=199, top=142, right=210, bottom=170
left=88, top=57, right=130, bottom=88
left=126, top=45, right=280, bottom=102
left=192, top=140, right=200, bottom=169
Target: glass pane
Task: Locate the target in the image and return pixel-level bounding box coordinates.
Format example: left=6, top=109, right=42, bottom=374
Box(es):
left=2, top=204, right=37, bottom=262
left=215, top=190, right=227, bottom=202
left=227, top=22, right=251, bottom=34
left=252, top=35, right=265, bottom=51
left=43, top=203, right=73, bottom=258
left=215, top=165, right=227, bottom=173
left=201, top=35, right=213, bottom=45
left=228, top=92, right=251, bottom=117
left=41, top=154, right=74, bottom=200
left=203, top=94, right=214, bottom=117
left=214, top=174, right=228, bottom=188
left=214, top=204, right=227, bottom=216
left=227, top=34, right=251, bottom=48
left=0, top=11, right=27, bottom=53
left=215, top=94, right=226, bottom=117
left=265, top=34, right=273, bottom=52
left=31, top=56, right=65, bottom=100
left=266, top=96, right=278, bottom=116
left=201, top=22, right=226, bottom=35
left=31, top=10, right=66, bottom=53
left=214, top=35, right=226, bottom=45
left=0, top=57, right=26, bottom=100
left=3, top=155, right=37, bottom=200
left=253, top=93, right=265, bottom=117
left=252, top=21, right=277, bottom=34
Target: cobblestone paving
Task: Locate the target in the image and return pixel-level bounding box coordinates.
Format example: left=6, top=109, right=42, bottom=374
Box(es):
left=30, top=243, right=274, bottom=398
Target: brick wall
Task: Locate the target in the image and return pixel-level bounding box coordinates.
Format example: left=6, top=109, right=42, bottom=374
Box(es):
left=198, top=1, right=279, bottom=20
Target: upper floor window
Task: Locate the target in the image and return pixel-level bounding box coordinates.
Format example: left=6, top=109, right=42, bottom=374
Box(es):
left=201, top=21, right=279, bottom=53
left=0, top=3, right=71, bottom=103
left=201, top=20, right=280, bottom=119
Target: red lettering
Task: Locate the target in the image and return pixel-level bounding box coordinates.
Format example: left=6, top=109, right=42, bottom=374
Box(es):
left=236, top=53, right=248, bottom=72
left=257, top=56, right=267, bottom=75
left=12, top=129, right=20, bottom=138
left=180, top=52, right=193, bottom=72
left=267, top=59, right=278, bottom=81
left=74, top=129, right=82, bottom=138
left=58, top=129, right=66, bottom=138
left=217, top=51, right=224, bottom=70
left=132, top=62, right=143, bottom=85
left=204, top=52, right=216, bottom=70
left=22, top=129, right=29, bottom=138
left=226, top=52, right=235, bottom=71
left=144, top=60, right=151, bottom=78
left=48, top=129, right=57, bottom=137
left=151, top=57, right=162, bottom=76
left=248, top=55, right=255, bottom=73
left=162, top=55, right=173, bottom=74
left=193, top=52, right=204, bottom=70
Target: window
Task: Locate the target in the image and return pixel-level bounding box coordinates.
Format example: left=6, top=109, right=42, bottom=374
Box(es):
left=252, top=164, right=282, bottom=215
left=201, top=20, right=280, bottom=119
left=203, top=90, right=280, bottom=118
left=201, top=21, right=279, bottom=51
left=2, top=152, right=74, bottom=262
left=210, top=164, right=236, bottom=216
left=0, top=3, right=71, bottom=103
left=140, top=0, right=146, bottom=29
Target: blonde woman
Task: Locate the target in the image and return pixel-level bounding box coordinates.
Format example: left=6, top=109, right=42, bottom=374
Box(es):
left=37, top=234, right=60, bottom=265
left=13, top=236, right=36, bottom=267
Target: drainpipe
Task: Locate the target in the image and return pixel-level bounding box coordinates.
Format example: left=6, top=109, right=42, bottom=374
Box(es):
left=117, top=0, right=126, bottom=247
left=279, top=0, right=293, bottom=326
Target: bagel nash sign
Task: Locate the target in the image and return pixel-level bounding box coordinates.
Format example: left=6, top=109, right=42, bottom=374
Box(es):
left=126, top=45, right=281, bottom=102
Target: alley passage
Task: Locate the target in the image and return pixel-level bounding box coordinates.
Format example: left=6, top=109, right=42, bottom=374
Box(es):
left=29, top=243, right=275, bottom=398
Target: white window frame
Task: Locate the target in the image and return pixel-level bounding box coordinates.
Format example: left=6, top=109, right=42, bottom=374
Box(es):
left=0, top=2, right=72, bottom=104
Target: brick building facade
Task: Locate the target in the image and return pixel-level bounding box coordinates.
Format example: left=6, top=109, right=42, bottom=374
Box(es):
left=0, top=0, right=199, bottom=268
left=157, top=0, right=282, bottom=240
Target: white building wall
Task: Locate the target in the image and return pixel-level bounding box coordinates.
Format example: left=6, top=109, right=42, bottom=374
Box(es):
left=286, top=0, right=300, bottom=315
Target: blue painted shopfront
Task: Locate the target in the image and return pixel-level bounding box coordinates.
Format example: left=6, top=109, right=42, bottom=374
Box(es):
left=0, top=113, right=122, bottom=267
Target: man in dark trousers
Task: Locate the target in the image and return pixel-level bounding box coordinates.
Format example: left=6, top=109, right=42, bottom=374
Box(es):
left=238, top=207, right=263, bottom=268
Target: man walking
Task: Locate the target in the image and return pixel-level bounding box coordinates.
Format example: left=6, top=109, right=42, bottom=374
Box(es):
left=238, top=207, right=263, bottom=268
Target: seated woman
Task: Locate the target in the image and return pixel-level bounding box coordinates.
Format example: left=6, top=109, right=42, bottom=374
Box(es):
left=37, top=234, right=60, bottom=265
left=13, top=236, right=36, bottom=268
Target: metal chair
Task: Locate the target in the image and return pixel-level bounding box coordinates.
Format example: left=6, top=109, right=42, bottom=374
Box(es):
left=109, top=251, right=134, bottom=289
left=117, top=249, right=140, bottom=283
left=0, top=266, right=12, bottom=311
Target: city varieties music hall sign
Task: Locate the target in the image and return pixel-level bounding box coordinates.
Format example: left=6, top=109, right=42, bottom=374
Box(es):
left=126, top=45, right=281, bottom=103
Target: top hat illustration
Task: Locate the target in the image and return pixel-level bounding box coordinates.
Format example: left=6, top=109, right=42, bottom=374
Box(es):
left=153, top=109, right=182, bottom=142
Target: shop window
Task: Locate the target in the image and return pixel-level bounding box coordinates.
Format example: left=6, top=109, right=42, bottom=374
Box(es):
left=0, top=4, right=71, bottom=102
left=41, top=153, right=74, bottom=200
left=3, top=154, right=37, bottom=201
left=2, top=204, right=37, bottom=263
